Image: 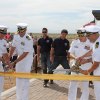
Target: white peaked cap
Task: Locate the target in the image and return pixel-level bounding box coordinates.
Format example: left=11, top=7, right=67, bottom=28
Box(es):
left=16, top=23, right=28, bottom=28
left=77, top=27, right=85, bottom=33
left=85, top=25, right=100, bottom=33
left=0, top=25, right=8, bottom=30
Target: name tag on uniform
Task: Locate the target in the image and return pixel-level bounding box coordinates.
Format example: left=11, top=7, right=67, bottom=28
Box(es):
left=46, top=40, right=49, bottom=43
left=84, top=46, right=90, bottom=50
left=74, top=46, right=78, bottom=48
left=64, top=43, right=67, bottom=46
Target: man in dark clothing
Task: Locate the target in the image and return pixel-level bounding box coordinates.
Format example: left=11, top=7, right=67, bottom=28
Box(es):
left=37, top=28, right=53, bottom=87
left=47, top=29, right=70, bottom=85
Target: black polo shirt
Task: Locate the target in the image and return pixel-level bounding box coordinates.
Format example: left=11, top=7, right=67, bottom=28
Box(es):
left=38, top=36, right=53, bottom=53
left=52, top=37, right=70, bottom=56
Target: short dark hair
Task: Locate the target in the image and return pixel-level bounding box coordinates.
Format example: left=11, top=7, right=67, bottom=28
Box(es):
left=42, top=28, right=48, bottom=31
left=61, top=29, right=68, bottom=34
left=42, top=28, right=48, bottom=33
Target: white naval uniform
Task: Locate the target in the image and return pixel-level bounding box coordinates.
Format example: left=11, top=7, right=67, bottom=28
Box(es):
left=92, top=36, right=100, bottom=100
left=12, top=34, right=34, bottom=100
left=68, top=39, right=93, bottom=100
left=0, top=39, right=7, bottom=100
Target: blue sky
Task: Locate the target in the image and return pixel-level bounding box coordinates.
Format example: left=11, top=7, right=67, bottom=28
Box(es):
left=0, top=0, right=100, bottom=33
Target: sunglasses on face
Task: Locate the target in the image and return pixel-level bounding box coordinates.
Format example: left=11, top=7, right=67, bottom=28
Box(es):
left=42, top=31, right=47, bottom=33
left=77, top=34, right=85, bottom=37
left=18, top=29, right=25, bottom=33
left=86, top=34, right=91, bottom=37
left=86, top=32, right=96, bottom=37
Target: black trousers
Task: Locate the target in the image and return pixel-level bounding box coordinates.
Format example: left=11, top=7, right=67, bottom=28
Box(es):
left=41, top=52, right=51, bottom=84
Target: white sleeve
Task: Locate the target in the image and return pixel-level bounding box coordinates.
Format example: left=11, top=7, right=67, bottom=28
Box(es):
left=2, top=40, right=7, bottom=54
left=12, top=35, right=17, bottom=47
left=23, top=40, right=33, bottom=52
left=93, top=49, right=100, bottom=62
left=68, top=40, right=75, bottom=54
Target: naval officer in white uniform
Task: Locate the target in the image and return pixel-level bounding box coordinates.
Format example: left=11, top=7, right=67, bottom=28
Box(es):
left=68, top=28, right=93, bottom=100
left=0, top=25, right=9, bottom=100
left=80, top=25, right=100, bottom=100
left=9, top=23, right=34, bottom=100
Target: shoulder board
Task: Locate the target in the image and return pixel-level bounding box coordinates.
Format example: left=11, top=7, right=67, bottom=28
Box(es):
left=95, top=42, right=99, bottom=48
left=26, top=35, right=31, bottom=40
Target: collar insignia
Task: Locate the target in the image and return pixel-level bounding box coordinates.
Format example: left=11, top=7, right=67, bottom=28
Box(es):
left=21, top=42, right=25, bottom=46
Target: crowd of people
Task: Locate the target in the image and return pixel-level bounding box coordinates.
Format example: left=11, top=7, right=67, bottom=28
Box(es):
left=0, top=23, right=100, bottom=100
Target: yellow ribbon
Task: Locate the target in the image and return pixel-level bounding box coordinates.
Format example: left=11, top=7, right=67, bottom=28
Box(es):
left=0, top=72, right=100, bottom=81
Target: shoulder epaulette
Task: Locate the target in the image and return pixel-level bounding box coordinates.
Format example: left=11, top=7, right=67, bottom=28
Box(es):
left=26, top=35, right=31, bottom=40
left=95, top=42, right=99, bottom=48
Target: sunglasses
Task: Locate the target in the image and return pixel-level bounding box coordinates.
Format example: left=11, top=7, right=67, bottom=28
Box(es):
left=86, top=32, right=96, bottom=37
left=77, top=34, right=85, bottom=37
left=18, top=29, right=25, bottom=33
left=42, top=31, right=47, bottom=33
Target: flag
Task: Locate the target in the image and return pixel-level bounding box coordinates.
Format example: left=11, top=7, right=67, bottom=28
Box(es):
left=83, top=19, right=96, bottom=27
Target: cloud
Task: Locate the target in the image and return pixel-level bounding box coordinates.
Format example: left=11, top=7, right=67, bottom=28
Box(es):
left=0, top=0, right=100, bottom=33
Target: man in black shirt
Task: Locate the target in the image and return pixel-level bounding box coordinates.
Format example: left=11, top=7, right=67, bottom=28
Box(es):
left=37, top=28, right=53, bottom=87
left=48, top=29, right=70, bottom=84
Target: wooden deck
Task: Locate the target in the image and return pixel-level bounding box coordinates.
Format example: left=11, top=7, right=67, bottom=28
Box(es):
left=1, top=66, right=95, bottom=100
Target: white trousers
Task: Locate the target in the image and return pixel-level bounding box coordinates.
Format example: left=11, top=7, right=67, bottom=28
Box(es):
left=16, top=56, right=33, bottom=100
left=94, top=81, right=100, bottom=100
left=0, top=64, right=4, bottom=100
left=16, top=78, right=30, bottom=100
left=0, top=76, right=4, bottom=100
left=68, top=80, right=89, bottom=100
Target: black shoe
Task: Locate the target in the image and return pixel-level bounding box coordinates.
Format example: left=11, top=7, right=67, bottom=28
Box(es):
left=50, top=80, right=54, bottom=84
left=89, top=83, right=94, bottom=88
left=43, top=83, right=48, bottom=87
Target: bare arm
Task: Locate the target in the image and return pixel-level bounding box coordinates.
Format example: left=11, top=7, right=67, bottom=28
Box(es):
left=50, top=47, right=54, bottom=63
left=69, top=53, right=76, bottom=60
left=0, top=57, right=3, bottom=61
left=37, top=45, right=41, bottom=57
left=50, top=47, right=54, bottom=57
left=80, top=61, right=99, bottom=75
left=67, top=52, right=70, bottom=63
left=76, top=49, right=92, bottom=64
left=9, top=46, right=16, bottom=58
left=37, top=45, right=41, bottom=62
left=80, top=49, right=92, bottom=58
left=2, top=53, right=9, bottom=64
left=88, top=61, right=99, bottom=73
left=14, top=52, right=29, bottom=64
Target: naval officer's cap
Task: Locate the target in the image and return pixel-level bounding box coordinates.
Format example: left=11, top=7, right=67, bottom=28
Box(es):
left=85, top=25, right=100, bottom=36
left=0, top=25, right=8, bottom=34
left=16, top=23, right=28, bottom=32
left=77, top=27, right=86, bottom=34
left=77, top=27, right=86, bottom=37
